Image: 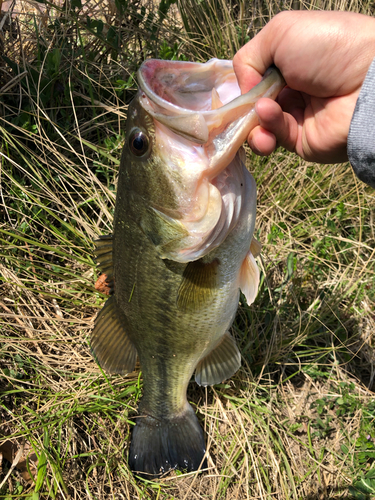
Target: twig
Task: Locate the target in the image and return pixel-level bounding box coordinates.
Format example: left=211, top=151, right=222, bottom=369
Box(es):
left=0, top=444, right=23, bottom=490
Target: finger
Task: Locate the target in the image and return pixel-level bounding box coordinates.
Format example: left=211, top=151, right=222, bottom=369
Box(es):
left=247, top=126, right=277, bottom=156
left=277, top=87, right=307, bottom=118
left=233, top=12, right=299, bottom=93
left=255, top=98, right=299, bottom=154
left=232, top=60, right=262, bottom=94
left=233, top=21, right=279, bottom=93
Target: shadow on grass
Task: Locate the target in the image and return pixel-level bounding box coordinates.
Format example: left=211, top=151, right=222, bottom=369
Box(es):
left=236, top=271, right=375, bottom=392
left=304, top=489, right=370, bottom=500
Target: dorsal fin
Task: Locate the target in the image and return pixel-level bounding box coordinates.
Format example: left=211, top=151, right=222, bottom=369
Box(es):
left=177, top=258, right=220, bottom=312
left=91, top=296, right=137, bottom=375
left=94, top=234, right=114, bottom=290
left=195, top=332, right=241, bottom=386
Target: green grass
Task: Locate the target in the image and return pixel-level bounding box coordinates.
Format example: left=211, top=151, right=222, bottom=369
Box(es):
left=1, top=0, right=375, bottom=498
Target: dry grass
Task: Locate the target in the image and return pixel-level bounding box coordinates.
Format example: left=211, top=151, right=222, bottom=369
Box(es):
left=1, top=0, right=375, bottom=499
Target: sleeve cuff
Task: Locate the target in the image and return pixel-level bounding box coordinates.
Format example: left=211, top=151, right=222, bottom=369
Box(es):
left=347, top=57, right=375, bottom=188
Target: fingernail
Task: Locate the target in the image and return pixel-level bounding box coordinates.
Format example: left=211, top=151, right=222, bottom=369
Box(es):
left=248, top=138, right=263, bottom=156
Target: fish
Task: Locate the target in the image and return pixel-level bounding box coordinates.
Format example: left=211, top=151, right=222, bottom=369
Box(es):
left=91, top=59, right=285, bottom=479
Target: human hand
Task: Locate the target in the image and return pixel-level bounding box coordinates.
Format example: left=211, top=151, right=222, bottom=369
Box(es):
left=233, top=11, right=375, bottom=163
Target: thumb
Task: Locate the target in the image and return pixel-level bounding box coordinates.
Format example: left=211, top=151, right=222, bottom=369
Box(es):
left=233, top=20, right=279, bottom=93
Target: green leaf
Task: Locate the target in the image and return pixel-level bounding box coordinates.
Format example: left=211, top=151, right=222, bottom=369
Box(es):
left=348, top=486, right=368, bottom=500
left=71, top=0, right=82, bottom=9
left=35, top=450, right=47, bottom=492
left=359, top=478, right=375, bottom=493
left=350, top=468, right=375, bottom=499
left=35, top=428, right=49, bottom=492
left=286, top=252, right=295, bottom=281
left=365, top=469, right=375, bottom=480
left=341, top=444, right=349, bottom=454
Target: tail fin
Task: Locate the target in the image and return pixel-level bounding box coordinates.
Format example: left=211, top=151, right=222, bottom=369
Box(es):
left=128, top=405, right=207, bottom=478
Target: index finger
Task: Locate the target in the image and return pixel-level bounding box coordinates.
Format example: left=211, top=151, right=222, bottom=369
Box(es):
left=233, top=17, right=280, bottom=93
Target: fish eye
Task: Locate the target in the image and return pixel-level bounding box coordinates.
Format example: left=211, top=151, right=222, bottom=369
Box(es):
left=129, top=129, right=149, bottom=157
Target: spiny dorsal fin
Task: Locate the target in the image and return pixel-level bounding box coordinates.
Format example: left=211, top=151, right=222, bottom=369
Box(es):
left=195, top=332, right=241, bottom=386
left=94, top=234, right=114, bottom=285
left=239, top=249, right=260, bottom=305
left=177, top=258, right=220, bottom=312
left=91, top=296, right=137, bottom=375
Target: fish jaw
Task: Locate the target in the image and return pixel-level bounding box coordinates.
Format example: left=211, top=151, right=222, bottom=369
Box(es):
left=138, top=58, right=239, bottom=118
left=134, top=60, right=285, bottom=262
left=203, top=66, right=285, bottom=178
left=138, top=59, right=285, bottom=160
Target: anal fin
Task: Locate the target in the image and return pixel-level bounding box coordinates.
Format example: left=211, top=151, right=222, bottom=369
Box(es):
left=91, top=296, right=137, bottom=375
left=195, top=332, right=241, bottom=387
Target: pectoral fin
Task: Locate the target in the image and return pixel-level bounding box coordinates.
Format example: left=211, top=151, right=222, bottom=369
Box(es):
left=91, top=296, right=137, bottom=375
left=195, top=332, right=241, bottom=386
left=239, top=249, right=260, bottom=305
left=250, top=237, right=262, bottom=258
left=177, top=258, right=219, bottom=312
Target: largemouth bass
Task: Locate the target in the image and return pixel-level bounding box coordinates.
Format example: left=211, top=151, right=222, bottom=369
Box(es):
left=92, top=59, right=285, bottom=478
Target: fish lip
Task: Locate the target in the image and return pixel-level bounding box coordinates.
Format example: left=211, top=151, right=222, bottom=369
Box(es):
left=137, top=58, right=239, bottom=118
left=137, top=59, right=285, bottom=147
left=137, top=59, right=285, bottom=117
left=138, top=59, right=202, bottom=116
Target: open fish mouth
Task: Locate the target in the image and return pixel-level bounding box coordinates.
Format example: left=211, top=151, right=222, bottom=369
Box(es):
left=135, top=59, right=285, bottom=263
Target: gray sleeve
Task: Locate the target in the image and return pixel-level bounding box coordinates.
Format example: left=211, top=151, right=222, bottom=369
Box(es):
left=347, top=58, right=375, bottom=188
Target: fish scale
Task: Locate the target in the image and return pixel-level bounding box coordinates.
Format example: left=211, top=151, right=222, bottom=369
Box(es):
left=91, top=59, right=285, bottom=478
